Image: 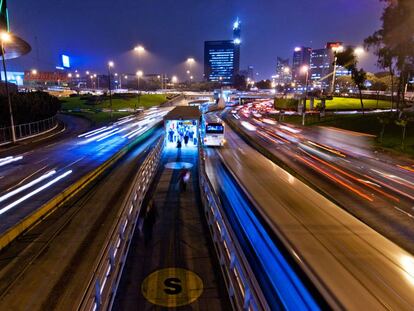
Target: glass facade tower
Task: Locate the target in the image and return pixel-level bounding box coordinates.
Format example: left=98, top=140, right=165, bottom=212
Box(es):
left=204, top=40, right=236, bottom=84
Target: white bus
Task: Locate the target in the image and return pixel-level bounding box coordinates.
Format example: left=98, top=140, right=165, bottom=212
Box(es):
left=202, top=114, right=225, bottom=147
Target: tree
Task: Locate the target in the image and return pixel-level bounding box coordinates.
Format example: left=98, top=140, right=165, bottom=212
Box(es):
left=255, top=79, right=272, bottom=89
left=365, top=0, right=414, bottom=113
left=336, top=75, right=355, bottom=93
left=336, top=47, right=367, bottom=114
left=233, top=74, right=246, bottom=90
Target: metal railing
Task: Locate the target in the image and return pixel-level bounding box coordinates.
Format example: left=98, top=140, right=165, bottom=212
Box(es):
left=0, top=115, right=58, bottom=145
left=198, top=146, right=270, bottom=311
left=78, top=136, right=164, bottom=311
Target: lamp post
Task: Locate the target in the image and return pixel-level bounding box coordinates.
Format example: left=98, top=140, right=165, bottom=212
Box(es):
left=1, top=32, right=15, bottom=143
left=134, top=45, right=145, bottom=71
left=115, top=73, right=120, bottom=89
left=171, top=75, right=178, bottom=89
left=108, top=61, right=114, bottom=120
left=301, top=65, right=309, bottom=126
left=186, top=57, right=195, bottom=83
left=330, top=45, right=344, bottom=94
left=136, top=70, right=143, bottom=112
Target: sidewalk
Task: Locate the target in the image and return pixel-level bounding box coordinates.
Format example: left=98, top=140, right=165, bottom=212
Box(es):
left=113, top=146, right=230, bottom=310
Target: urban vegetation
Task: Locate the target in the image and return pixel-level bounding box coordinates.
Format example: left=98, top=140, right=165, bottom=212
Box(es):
left=60, top=93, right=168, bottom=125
left=0, top=92, right=60, bottom=127
left=60, top=93, right=168, bottom=111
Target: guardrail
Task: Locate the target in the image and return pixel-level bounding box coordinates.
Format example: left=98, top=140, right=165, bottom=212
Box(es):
left=198, top=146, right=270, bottom=311
left=0, top=115, right=58, bottom=145
left=78, top=136, right=164, bottom=311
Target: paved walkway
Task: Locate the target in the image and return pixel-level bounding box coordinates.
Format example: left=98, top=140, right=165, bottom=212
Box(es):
left=113, top=146, right=230, bottom=310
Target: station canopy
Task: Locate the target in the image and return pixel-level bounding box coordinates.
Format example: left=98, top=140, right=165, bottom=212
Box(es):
left=164, top=106, right=201, bottom=121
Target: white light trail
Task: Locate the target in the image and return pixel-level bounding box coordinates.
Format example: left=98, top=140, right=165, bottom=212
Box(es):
left=0, top=170, right=72, bottom=215
left=96, top=128, right=128, bottom=142
left=0, top=170, right=56, bottom=203
left=0, top=156, right=23, bottom=167
left=78, top=126, right=109, bottom=138
left=84, top=128, right=120, bottom=143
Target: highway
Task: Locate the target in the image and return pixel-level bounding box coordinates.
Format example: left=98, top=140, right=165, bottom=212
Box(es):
left=226, top=102, right=414, bottom=253
left=0, top=107, right=170, bottom=238
left=0, top=128, right=163, bottom=310
left=205, top=123, right=414, bottom=310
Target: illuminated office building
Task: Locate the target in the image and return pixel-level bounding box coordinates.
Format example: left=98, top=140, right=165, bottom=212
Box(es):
left=204, top=19, right=241, bottom=84
left=292, top=46, right=311, bottom=84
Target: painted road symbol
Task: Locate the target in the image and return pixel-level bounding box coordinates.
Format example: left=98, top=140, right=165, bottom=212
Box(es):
left=141, top=268, right=203, bottom=307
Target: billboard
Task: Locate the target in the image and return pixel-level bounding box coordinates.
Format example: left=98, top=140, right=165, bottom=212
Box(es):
left=61, top=54, right=70, bottom=68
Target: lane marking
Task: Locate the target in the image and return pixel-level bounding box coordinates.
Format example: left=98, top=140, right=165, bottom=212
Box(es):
left=141, top=268, right=203, bottom=307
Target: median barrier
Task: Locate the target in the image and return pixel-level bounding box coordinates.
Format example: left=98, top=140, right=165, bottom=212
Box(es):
left=198, top=143, right=270, bottom=311
left=78, top=137, right=164, bottom=311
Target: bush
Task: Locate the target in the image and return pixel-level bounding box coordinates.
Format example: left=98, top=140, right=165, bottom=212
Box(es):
left=0, top=91, right=61, bottom=127
left=274, top=98, right=299, bottom=110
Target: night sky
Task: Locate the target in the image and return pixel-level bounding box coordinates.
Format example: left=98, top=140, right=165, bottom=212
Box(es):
left=8, top=0, right=385, bottom=79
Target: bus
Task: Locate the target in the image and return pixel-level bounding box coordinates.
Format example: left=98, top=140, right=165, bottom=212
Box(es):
left=202, top=114, right=225, bottom=147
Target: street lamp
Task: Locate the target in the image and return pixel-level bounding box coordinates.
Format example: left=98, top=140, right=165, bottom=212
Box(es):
left=31, top=69, right=38, bottom=75
left=0, top=32, right=16, bottom=143
left=301, top=65, right=309, bottom=125
left=108, top=61, right=114, bottom=120
left=354, top=46, right=365, bottom=57
left=136, top=70, right=143, bottom=112
left=134, top=45, right=145, bottom=53
left=134, top=45, right=146, bottom=72
left=186, top=57, right=195, bottom=82
left=330, top=45, right=344, bottom=94
left=171, top=75, right=178, bottom=85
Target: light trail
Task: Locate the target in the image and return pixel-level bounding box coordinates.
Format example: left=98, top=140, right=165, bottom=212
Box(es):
left=295, top=155, right=373, bottom=202
left=0, top=156, right=23, bottom=167
left=84, top=128, right=120, bottom=143
left=304, top=152, right=400, bottom=202
left=77, top=126, right=109, bottom=138
left=0, top=170, right=57, bottom=203
left=0, top=170, right=73, bottom=215
left=96, top=128, right=128, bottom=142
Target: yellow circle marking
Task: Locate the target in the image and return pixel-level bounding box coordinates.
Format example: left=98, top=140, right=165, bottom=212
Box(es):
left=141, top=267, right=204, bottom=307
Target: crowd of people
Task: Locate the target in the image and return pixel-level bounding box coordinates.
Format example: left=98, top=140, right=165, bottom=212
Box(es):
left=167, top=121, right=198, bottom=148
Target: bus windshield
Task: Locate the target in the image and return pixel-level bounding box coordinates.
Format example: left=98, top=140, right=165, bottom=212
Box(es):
left=206, top=123, right=224, bottom=134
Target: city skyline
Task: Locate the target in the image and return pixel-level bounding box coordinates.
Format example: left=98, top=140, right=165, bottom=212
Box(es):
left=7, top=0, right=385, bottom=78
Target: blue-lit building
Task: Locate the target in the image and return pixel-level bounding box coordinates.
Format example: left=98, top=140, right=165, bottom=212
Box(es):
left=310, top=42, right=350, bottom=89
left=204, top=19, right=241, bottom=84
left=310, top=48, right=329, bottom=82
left=292, top=47, right=311, bottom=84
left=204, top=40, right=236, bottom=84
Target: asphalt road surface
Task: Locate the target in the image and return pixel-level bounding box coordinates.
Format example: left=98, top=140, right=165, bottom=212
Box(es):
left=0, top=108, right=170, bottom=235
left=204, top=123, right=414, bottom=310
left=0, top=129, right=162, bottom=310
left=227, top=104, right=414, bottom=254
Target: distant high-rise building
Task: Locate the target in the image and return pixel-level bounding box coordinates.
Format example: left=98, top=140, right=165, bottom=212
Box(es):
left=204, top=40, right=237, bottom=84
left=239, top=65, right=254, bottom=81
left=310, top=48, right=329, bottom=83
left=274, top=57, right=291, bottom=84
left=310, top=42, right=350, bottom=89
left=233, top=18, right=241, bottom=75
left=292, top=46, right=311, bottom=84
left=204, top=19, right=241, bottom=84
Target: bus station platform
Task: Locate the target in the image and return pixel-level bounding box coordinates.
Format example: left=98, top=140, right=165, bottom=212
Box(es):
left=112, top=146, right=231, bottom=310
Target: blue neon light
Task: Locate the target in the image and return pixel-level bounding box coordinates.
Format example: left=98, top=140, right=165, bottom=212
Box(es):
left=216, top=164, right=320, bottom=310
